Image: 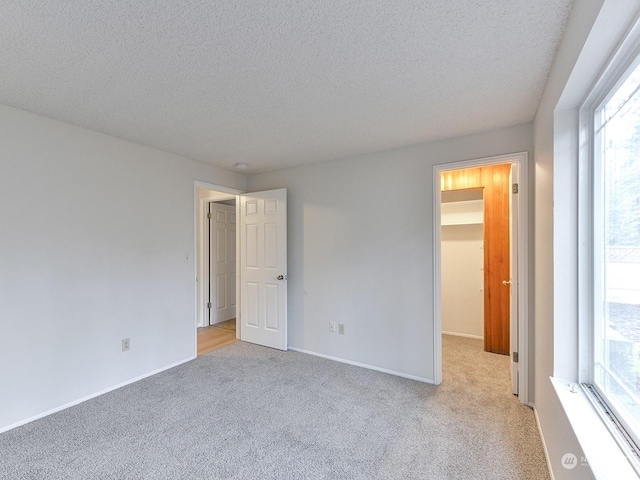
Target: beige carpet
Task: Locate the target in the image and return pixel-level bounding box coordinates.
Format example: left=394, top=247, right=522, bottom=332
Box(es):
left=441, top=334, right=548, bottom=478
left=0, top=334, right=549, bottom=479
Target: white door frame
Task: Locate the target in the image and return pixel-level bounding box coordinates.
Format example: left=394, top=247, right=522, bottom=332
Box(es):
left=194, top=181, right=243, bottom=356
left=432, top=152, right=529, bottom=405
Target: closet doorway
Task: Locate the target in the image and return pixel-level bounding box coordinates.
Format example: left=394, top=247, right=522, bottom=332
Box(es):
left=433, top=152, right=528, bottom=404
left=441, top=164, right=512, bottom=356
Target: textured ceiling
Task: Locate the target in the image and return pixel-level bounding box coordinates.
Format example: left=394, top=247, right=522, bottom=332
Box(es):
left=1, top=1, right=573, bottom=173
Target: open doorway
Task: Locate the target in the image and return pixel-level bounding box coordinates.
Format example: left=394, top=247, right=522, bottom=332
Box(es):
left=433, top=153, right=529, bottom=405
left=195, top=184, right=241, bottom=355
left=194, top=182, right=289, bottom=356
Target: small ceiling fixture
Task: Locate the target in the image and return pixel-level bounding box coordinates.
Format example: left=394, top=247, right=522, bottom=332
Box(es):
left=234, top=162, right=249, bottom=170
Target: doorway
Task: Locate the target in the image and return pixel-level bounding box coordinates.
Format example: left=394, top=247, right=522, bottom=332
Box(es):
left=195, top=184, right=242, bottom=355
left=433, top=153, right=529, bottom=405
left=193, top=182, right=289, bottom=356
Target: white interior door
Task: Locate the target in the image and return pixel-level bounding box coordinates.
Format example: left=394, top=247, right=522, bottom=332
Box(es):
left=239, top=189, right=287, bottom=350
left=209, top=203, right=236, bottom=325
left=509, top=164, right=519, bottom=395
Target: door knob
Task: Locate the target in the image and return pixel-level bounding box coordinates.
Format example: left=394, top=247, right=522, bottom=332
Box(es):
left=502, top=280, right=512, bottom=286
left=277, top=275, right=287, bottom=280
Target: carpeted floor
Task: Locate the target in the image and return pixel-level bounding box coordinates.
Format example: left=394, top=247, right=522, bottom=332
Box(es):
left=0, top=335, right=549, bottom=479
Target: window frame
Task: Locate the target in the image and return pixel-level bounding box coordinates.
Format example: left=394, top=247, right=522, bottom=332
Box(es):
left=579, top=25, right=640, bottom=464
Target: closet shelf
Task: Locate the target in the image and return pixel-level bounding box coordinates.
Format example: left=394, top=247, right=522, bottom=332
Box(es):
left=441, top=200, right=483, bottom=226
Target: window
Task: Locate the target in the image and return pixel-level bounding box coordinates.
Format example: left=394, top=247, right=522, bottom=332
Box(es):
left=589, top=51, right=640, bottom=450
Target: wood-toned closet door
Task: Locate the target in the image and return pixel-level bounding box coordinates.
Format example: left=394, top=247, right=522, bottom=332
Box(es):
left=482, top=164, right=511, bottom=355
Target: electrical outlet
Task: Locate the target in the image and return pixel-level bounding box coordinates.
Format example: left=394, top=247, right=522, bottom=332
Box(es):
left=122, top=338, right=130, bottom=352
left=329, top=321, right=336, bottom=333
left=338, top=324, right=345, bottom=335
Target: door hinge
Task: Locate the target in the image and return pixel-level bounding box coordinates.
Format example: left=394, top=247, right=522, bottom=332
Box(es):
left=207, top=302, right=212, bottom=309
left=513, top=352, right=519, bottom=363
left=207, top=212, right=212, bottom=219
left=512, top=183, right=519, bottom=194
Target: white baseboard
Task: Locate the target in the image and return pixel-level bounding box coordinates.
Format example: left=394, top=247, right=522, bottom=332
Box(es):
left=0, top=356, right=195, bottom=434
left=442, top=331, right=484, bottom=340
left=288, top=347, right=435, bottom=384
left=533, top=404, right=556, bottom=480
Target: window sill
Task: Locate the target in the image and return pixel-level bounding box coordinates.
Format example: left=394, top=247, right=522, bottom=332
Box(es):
left=551, top=377, right=639, bottom=479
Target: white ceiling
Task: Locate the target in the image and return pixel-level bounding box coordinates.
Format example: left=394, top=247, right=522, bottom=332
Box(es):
left=1, top=1, right=573, bottom=174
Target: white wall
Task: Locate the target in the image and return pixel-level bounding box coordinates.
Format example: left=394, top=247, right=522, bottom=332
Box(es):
left=534, top=1, right=640, bottom=477
left=441, top=224, right=484, bottom=338
left=532, top=1, right=604, bottom=479
left=0, top=104, right=246, bottom=432
left=247, top=123, right=532, bottom=382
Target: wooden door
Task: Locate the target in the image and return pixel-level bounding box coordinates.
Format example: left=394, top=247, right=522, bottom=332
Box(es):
left=441, top=164, right=511, bottom=354
left=482, top=164, right=511, bottom=354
